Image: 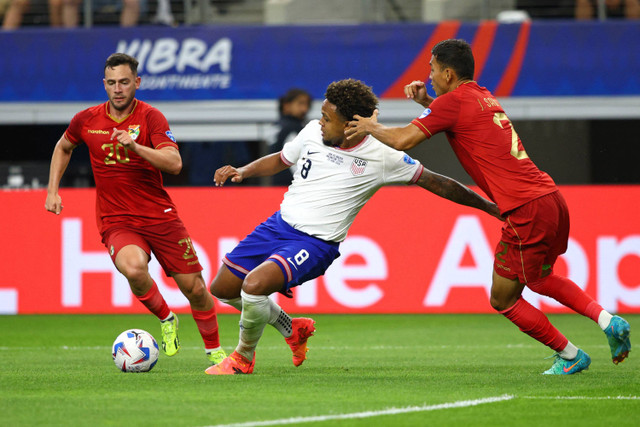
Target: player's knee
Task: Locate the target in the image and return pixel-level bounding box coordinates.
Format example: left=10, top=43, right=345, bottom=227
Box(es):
left=490, top=295, right=507, bottom=311
left=241, top=273, right=268, bottom=296
left=187, top=280, right=207, bottom=301
left=119, top=261, right=149, bottom=285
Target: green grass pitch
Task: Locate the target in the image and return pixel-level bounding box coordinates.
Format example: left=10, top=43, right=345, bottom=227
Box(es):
left=1, top=313, right=637, bottom=426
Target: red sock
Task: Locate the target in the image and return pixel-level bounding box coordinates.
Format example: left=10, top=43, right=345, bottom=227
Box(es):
left=136, top=281, right=171, bottom=320
left=527, top=274, right=602, bottom=322
left=500, top=297, right=568, bottom=352
left=192, top=307, right=221, bottom=349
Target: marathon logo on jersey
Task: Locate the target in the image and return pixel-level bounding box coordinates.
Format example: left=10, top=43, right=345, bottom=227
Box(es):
left=350, top=158, right=368, bottom=176
left=166, top=130, right=176, bottom=142
left=419, top=108, right=432, bottom=119
left=403, top=154, right=416, bottom=165
left=128, top=125, right=140, bottom=141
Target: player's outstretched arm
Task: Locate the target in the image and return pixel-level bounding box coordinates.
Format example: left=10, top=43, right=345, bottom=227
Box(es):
left=45, top=135, right=76, bottom=215
left=214, top=152, right=289, bottom=187
left=345, top=112, right=426, bottom=151
left=416, top=168, right=502, bottom=220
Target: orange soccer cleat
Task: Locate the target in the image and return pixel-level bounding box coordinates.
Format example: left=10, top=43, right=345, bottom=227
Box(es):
left=285, top=318, right=316, bottom=367
left=204, top=351, right=255, bottom=375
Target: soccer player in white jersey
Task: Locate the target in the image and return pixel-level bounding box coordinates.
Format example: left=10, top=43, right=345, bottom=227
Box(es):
left=205, top=79, right=502, bottom=375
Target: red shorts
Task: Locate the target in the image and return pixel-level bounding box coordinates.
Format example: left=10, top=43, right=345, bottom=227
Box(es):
left=102, top=219, right=202, bottom=277
left=493, top=190, right=569, bottom=284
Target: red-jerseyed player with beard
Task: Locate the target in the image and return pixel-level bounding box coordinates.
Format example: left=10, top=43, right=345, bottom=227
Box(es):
left=45, top=53, right=226, bottom=366
left=345, top=39, right=631, bottom=375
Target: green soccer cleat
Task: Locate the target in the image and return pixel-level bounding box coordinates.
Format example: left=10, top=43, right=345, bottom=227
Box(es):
left=206, top=348, right=227, bottom=365
left=604, top=315, right=631, bottom=365
left=543, top=349, right=591, bottom=375
left=160, top=315, right=180, bottom=356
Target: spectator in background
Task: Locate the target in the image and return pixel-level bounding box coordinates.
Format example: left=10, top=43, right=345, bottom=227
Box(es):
left=267, top=88, right=312, bottom=186
left=2, top=0, right=142, bottom=29
left=576, top=0, right=640, bottom=19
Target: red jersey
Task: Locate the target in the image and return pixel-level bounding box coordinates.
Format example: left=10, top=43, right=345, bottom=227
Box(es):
left=411, top=81, right=557, bottom=214
left=65, top=99, right=180, bottom=233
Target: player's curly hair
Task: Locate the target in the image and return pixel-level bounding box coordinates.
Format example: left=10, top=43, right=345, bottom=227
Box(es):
left=105, top=53, right=139, bottom=76
left=325, top=79, right=379, bottom=121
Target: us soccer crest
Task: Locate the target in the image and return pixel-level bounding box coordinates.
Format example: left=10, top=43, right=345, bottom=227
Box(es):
left=128, top=125, right=140, bottom=141
left=350, top=158, right=367, bottom=176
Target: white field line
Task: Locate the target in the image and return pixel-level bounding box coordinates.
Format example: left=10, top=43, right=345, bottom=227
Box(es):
left=202, top=395, right=515, bottom=427
left=202, top=395, right=640, bottom=427
left=521, top=396, right=640, bottom=400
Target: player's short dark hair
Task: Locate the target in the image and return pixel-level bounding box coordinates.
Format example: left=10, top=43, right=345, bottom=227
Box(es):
left=325, top=79, right=378, bottom=121
left=105, top=53, right=139, bottom=76
left=278, top=88, right=312, bottom=115
left=432, top=39, right=475, bottom=81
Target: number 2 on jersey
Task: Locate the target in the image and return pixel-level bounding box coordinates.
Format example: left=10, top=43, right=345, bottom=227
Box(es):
left=492, top=113, right=528, bottom=160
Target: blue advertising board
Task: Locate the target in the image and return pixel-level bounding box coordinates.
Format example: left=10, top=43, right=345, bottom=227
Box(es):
left=1, top=20, right=639, bottom=102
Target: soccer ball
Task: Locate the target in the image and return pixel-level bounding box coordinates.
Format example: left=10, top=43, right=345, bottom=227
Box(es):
left=112, top=329, right=159, bottom=373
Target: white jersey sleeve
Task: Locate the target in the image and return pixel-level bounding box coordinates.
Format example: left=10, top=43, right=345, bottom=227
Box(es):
left=279, top=120, right=423, bottom=242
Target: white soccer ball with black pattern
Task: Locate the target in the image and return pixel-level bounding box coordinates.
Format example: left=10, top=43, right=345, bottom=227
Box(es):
left=112, top=329, right=159, bottom=372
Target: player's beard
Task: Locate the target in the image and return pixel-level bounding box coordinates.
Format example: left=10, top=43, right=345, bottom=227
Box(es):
left=109, top=94, right=134, bottom=112
left=322, top=138, right=341, bottom=147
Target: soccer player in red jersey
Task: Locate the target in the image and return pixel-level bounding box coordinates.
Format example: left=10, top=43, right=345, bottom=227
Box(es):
left=45, top=53, right=226, bottom=366
left=345, top=39, right=631, bottom=375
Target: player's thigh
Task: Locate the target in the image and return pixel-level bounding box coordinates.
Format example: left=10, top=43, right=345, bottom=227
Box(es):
left=210, top=264, right=245, bottom=299
left=242, top=260, right=286, bottom=296
left=490, top=269, right=525, bottom=311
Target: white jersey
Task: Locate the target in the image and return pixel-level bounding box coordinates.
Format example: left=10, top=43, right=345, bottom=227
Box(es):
left=279, top=120, right=423, bottom=242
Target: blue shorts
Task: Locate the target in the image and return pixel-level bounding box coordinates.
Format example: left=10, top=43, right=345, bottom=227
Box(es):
left=223, top=211, right=341, bottom=296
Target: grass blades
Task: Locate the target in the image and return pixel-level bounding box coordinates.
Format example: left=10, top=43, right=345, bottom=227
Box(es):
left=0, top=313, right=637, bottom=426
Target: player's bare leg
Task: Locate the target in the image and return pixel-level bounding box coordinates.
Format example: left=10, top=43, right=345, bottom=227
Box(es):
left=491, top=271, right=590, bottom=374
left=114, top=245, right=179, bottom=355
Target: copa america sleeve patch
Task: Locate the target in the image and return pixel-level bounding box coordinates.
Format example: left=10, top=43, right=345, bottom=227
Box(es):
left=403, top=154, right=416, bottom=165
left=418, top=108, right=432, bottom=119
left=165, top=130, right=176, bottom=142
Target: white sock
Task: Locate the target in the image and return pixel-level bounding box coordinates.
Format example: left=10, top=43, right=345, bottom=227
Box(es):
left=268, top=298, right=293, bottom=338
left=161, top=312, right=174, bottom=322
left=218, top=296, right=242, bottom=311
left=237, top=290, right=270, bottom=360
left=598, top=310, right=614, bottom=330
left=205, top=346, right=223, bottom=353
left=559, top=341, right=579, bottom=360
left=219, top=296, right=292, bottom=337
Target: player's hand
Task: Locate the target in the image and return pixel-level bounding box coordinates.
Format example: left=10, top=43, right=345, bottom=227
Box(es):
left=111, top=128, right=136, bottom=151
left=345, top=109, right=379, bottom=141
left=404, top=80, right=434, bottom=107
left=214, top=165, right=243, bottom=186
left=45, top=192, right=63, bottom=215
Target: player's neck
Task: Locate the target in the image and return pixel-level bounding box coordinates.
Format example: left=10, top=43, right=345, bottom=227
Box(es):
left=107, top=99, right=137, bottom=121
left=339, top=135, right=366, bottom=150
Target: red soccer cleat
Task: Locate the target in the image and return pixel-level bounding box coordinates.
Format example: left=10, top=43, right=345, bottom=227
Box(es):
left=204, top=351, right=255, bottom=375
left=285, top=318, right=316, bottom=367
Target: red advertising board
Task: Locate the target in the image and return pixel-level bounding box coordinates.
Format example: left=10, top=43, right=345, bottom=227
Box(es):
left=2, top=186, right=639, bottom=314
